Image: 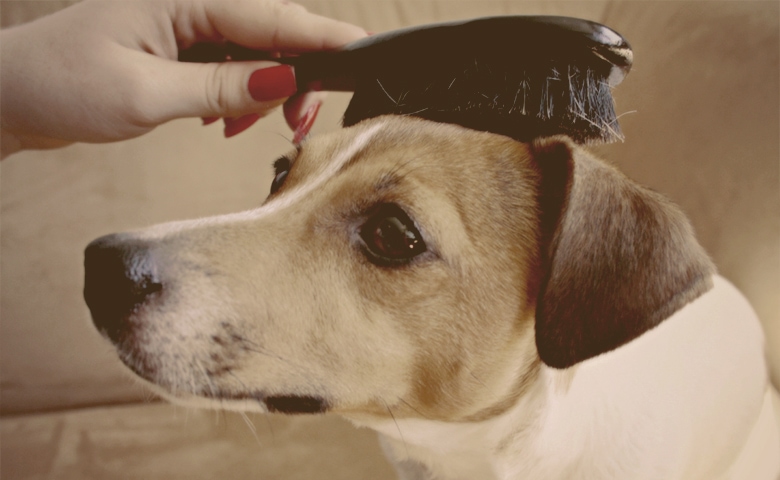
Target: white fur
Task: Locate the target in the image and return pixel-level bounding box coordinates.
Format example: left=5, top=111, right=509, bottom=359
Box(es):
left=366, top=276, right=779, bottom=479
left=261, top=120, right=386, bottom=215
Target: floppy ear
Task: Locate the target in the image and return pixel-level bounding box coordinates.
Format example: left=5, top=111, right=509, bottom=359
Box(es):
left=530, top=137, right=715, bottom=369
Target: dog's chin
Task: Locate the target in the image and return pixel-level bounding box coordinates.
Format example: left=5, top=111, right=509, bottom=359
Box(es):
left=153, top=388, right=267, bottom=413
left=110, top=342, right=330, bottom=415
left=143, top=381, right=329, bottom=415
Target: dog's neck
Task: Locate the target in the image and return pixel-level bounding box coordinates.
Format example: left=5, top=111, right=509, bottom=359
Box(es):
left=356, top=358, right=666, bottom=480
left=351, top=364, right=590, bottom=479
left=347, top=277, right=768, bottom=480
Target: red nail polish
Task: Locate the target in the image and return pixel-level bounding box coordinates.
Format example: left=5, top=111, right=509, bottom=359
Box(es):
left=224, top=114, right=260, bottom=138
left=202, top=116, right=219, bottom=126
left=293, top=102, right=321, bottom=144
left=248, top=65, right=297, bottom=102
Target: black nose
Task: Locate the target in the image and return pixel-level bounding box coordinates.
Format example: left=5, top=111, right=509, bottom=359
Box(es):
left=84, top=234, right=163, bottom=343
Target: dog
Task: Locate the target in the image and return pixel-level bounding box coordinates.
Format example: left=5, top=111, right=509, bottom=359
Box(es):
left=84, top=115, right=779, bottom=479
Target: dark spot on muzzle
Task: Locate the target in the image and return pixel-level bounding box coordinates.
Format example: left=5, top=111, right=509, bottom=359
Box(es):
left=265, top=395, right=328, bottom=414
left=83, top=233, right=163, bottom=344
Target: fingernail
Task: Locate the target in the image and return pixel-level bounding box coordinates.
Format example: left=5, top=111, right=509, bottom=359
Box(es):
left=293, top=102, right=321, bottom=144
left=224, top=114, right=260, bottom=138
left=202, top=116, right=219, bottom=126
left=248, top=65, right=297, bottom=102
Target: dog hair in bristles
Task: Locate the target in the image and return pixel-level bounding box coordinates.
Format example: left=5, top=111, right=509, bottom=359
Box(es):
left=343, top=58, right=622, bottom=144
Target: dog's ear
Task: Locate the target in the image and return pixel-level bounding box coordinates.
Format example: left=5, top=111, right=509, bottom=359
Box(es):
left=530, top=137, right=715, bottom=369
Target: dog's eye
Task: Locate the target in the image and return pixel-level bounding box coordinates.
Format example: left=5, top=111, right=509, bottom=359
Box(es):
left=359, top=204, right=427, bottom=266
left=270, top=157, right=291, bottom=195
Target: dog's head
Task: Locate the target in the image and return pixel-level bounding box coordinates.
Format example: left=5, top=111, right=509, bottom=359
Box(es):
left=84, top=116, right=713, bottom=421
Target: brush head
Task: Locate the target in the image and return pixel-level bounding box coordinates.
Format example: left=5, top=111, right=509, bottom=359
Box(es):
left=180, top=15, right=633, bottom=144
left=335, top=16, right=632, bottom=144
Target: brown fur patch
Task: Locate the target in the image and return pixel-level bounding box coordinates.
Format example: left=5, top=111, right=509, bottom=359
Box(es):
left=533, top=136, right=715, bottom=368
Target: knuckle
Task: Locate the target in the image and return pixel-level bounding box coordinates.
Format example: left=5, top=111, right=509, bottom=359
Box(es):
left=204, top=63, right=238, bottom=114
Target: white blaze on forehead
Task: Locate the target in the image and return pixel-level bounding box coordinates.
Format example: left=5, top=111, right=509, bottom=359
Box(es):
left=260, top=120, right=387, bottom=215
left=135, top=120, right=388, bottom=236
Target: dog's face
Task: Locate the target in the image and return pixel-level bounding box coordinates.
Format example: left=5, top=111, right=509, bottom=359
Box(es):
left=85, top=117, right=546, bottom=421
left=84, top=116, right=712, bottom=423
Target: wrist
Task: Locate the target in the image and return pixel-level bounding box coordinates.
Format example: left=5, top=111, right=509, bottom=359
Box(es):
left=0, top=128, right=73, bottom=159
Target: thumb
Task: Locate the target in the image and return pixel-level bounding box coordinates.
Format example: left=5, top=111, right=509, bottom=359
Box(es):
left=147, top=56, right=298, bottom=121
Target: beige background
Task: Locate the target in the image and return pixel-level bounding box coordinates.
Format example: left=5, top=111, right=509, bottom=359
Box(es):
left=1, top=1, right=778, bottom=479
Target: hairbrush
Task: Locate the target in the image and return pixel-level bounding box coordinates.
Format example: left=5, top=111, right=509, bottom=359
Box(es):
left=180, top=15, right=633, bottom=144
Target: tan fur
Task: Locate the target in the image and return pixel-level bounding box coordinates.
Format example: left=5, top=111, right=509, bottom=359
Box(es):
left=288, top=118, right=547, bottom=421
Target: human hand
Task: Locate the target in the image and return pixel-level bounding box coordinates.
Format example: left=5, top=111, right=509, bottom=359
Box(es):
left=0, top=0, right=366, bottom=158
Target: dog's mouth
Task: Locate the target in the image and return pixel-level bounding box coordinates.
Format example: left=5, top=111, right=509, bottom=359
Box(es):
left=109, top=338, right=330, bottom=415
left=126, top=364, right=330, bottom=415
left=200, top=390, right=329, bottom=415
left=135, top=377, right=332, bottom=414
left=262, top=395, right=329, bottom=414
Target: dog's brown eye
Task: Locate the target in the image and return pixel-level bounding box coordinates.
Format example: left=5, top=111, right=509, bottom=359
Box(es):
left=270, top=157, right=291, bottom=195
left=359, top=204, right=427, bottom=266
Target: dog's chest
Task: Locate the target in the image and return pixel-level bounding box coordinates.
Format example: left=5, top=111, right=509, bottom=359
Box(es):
left=376, top=425, right=502, bottom=480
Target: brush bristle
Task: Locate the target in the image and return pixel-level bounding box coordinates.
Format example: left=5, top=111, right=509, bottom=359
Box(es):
left=343, top=57, right=623, bottom=144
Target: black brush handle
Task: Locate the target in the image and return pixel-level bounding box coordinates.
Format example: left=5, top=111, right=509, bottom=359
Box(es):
left=178, top=43, right=355, bottom=90
left=179, top=15, right=632, bottom=92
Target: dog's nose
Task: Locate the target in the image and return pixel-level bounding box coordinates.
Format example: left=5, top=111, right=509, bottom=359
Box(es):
left=84, top=234, right=163, bottom=343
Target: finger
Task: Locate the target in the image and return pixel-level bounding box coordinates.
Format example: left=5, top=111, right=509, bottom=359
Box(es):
left=144, top=55, right=291, bottom=120
left=223, top=114, right=260, bottom=138
left=283, top=91, right=327, bottom=130
left=292, top=102, right=320, bottom=144
left=198, top=0, right=367, bottom=52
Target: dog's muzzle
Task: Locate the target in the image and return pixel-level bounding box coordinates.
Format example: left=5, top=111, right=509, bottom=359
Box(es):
left=83, top=234, right=331, bottom=415
left=83, top=234, right=163, bottom=344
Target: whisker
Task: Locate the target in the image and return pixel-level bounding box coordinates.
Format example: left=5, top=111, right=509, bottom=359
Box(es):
left=385, top=154, right=432, bottom=181
left=266, top=130, right=295, bottom=149
left=226, top=369, right=277, bottom=439
left=227, top=370, right=249, bottom=390
left=242, top=345, right=309, bottom=376
left=194, top=359, right=219, bottom=399
left=397, top=398, right=428, bottom=419
left=377, top=78, right=400, bottom=105
left=402, top=107, right=431, bottom=117
left=382, top=399, right=410, bottom=459
left=240, top=412, right=263, bottom=447
left=238, top=337, right=311, bottom=377
left=615, top=110, right=638, bottom=120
